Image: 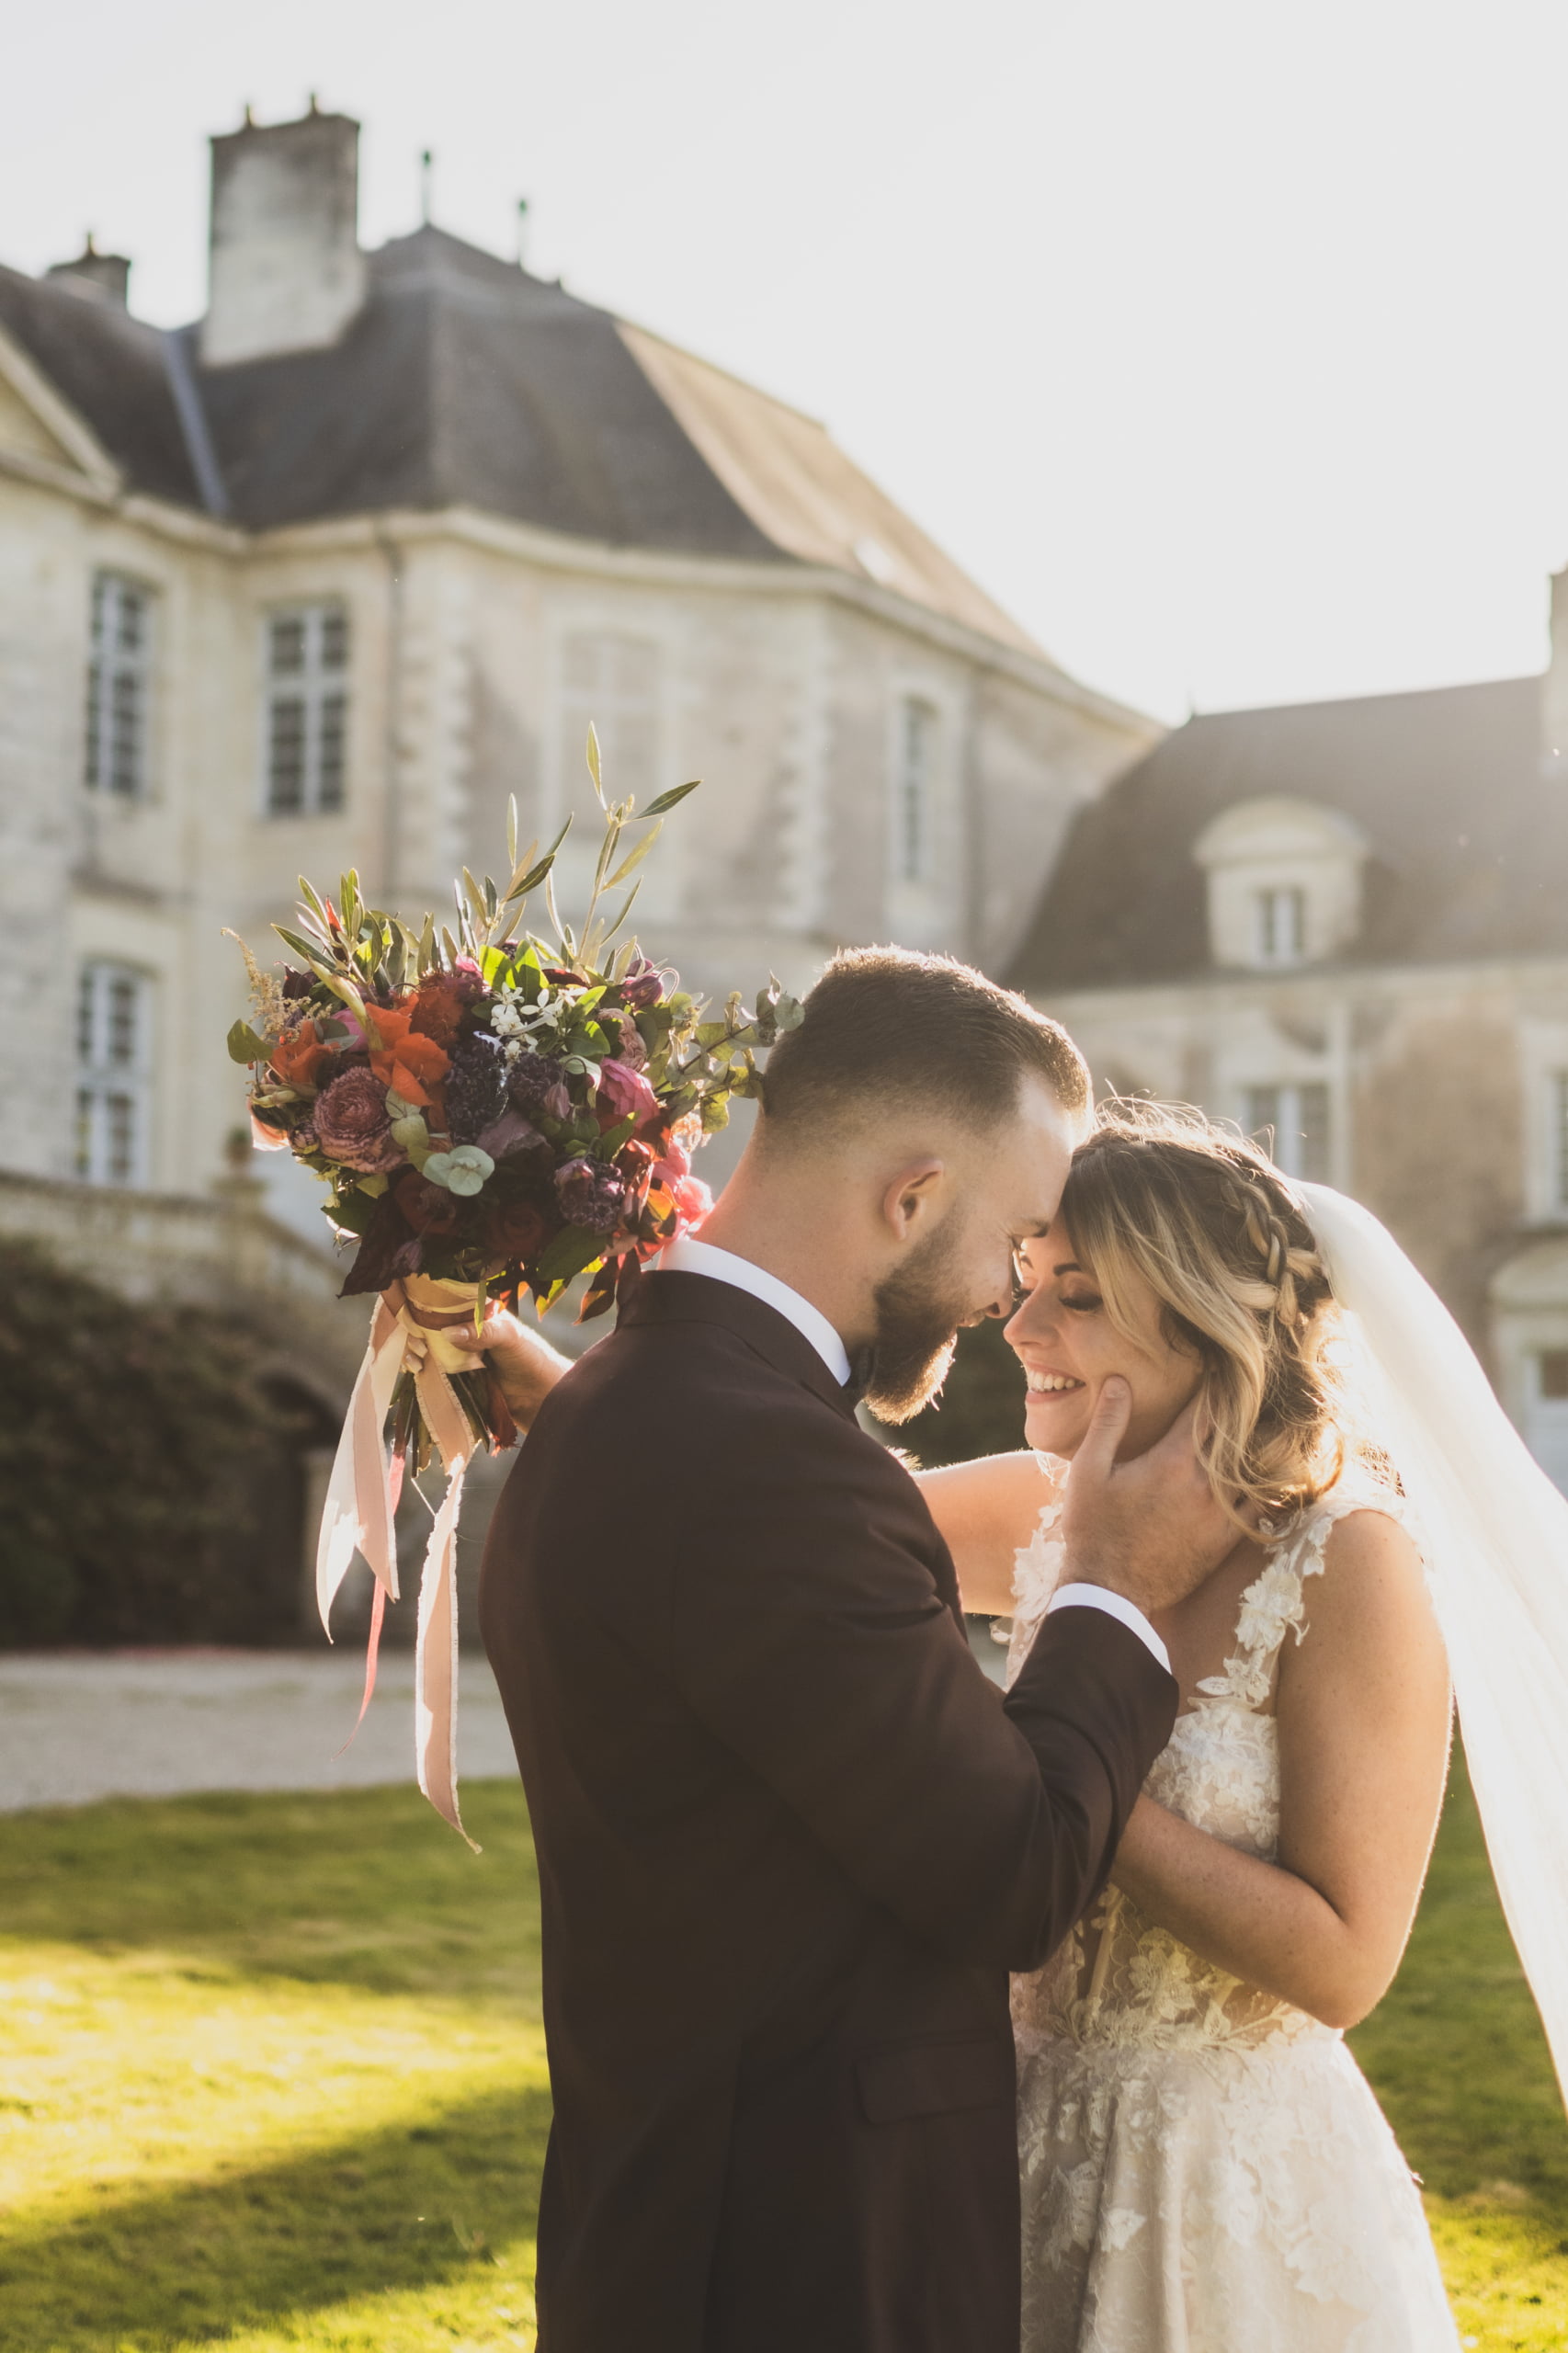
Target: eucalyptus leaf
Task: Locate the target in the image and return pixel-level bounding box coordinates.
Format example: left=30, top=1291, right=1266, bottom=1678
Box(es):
left=226, top=1020, right=272, bottom=1066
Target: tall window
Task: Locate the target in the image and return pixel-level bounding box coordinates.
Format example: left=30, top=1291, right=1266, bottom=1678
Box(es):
left=559, top=633, right=659, bottom=804
left=1244, top=1081, right=1330, bottom=1181
left=265, top=604, right=349, bottom=815
left=1253, top=885, right=1306, bottom=967
left=76, top=961, right=152, bottom=1188
left=85, top=572, right=154, bottom=798
left=894, top=698, right=940, bottom=884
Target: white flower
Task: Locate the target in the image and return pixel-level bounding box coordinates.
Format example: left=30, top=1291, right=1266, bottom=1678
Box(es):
left=489, top=1000, right=525, bottom=1039
left=422, top=1145, right=494, bottom=1197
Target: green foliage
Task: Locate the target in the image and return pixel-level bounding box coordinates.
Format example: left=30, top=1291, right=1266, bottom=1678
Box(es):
left=0, top=1240, right=317, bottom=1647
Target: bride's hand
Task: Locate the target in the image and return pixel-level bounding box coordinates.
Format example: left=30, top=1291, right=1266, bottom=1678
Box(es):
left=1061, top=1380, right=1238, bottom=1617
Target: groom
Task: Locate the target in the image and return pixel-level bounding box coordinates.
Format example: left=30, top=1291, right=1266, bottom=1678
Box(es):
left=478, top=949, right=1226, bottom=2353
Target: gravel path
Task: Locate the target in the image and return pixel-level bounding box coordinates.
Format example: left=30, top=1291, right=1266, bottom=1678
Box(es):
left=0, top=1650, right=519, bottom=1812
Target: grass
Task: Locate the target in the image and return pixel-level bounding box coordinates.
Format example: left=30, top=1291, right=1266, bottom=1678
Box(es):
left=0, top=1758, right=1562, bottom=2350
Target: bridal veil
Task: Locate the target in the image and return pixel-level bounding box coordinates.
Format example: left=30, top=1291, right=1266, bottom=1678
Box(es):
left=1299, top=1181, right=1568, bottom=2108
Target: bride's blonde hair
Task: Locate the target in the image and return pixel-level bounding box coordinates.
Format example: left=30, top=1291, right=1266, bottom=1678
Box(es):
left=1059, top=1101, right=1354, bottom=1532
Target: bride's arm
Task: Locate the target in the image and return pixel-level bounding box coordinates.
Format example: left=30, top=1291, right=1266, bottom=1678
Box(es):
left=1108, top=1509, right=1451, bottom=2029
left=912, top=1452, right=1057, bottom=1618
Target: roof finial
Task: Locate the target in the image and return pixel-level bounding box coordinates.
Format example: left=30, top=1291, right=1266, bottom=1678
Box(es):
left=308, top=90, right=320, bottom=115
left=420, top=148, right=434, bottom=227
left=243, top=102, right=255, bottom=128
left=85, top=230, right=97, bottom=256
left=516, top=197, right=529, bottom=267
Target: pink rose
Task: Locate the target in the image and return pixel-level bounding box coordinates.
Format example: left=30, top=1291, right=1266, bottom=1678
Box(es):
left=597, top=1059, right=659, bottom=1124
left=312, top=1068, right=403, bottom=1173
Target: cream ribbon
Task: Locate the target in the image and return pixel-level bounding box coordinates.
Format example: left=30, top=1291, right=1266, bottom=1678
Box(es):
left=316, top=1276, right=486, bottom=1847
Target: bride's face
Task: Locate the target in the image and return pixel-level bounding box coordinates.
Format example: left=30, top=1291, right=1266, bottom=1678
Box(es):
left=1006, top=1222, right=1201, bottom=1461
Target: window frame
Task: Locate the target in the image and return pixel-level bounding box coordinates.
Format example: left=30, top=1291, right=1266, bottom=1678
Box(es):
left=1244, top=1078, right=1331, bottom=1181
left=261, top=600, right=351, bottom=819
left=1253, top=883, right=1307, bottom=969
left=892, top=695, right=941, bottom=888
left=75, top=959, right=153, bottom=1189
left=85, top=570, right=156, bottom=801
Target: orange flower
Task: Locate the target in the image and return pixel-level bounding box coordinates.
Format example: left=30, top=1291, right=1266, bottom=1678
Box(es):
left=269, top=1019, right=336, bottom=1094
left=364, top=1004, right=450, bottom=1108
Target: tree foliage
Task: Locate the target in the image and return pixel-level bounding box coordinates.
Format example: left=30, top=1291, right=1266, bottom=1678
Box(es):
left=0, top=1239, right=324, bottom=1646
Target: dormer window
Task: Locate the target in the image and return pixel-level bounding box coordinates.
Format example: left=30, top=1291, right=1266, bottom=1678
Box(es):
left=1193, top=796, right=1369, bottom=972
left=1255, top=885, right=1305, bottom=968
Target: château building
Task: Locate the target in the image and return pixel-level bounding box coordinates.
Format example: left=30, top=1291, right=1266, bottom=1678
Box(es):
left=0, top=99, right=1153, bottom=1255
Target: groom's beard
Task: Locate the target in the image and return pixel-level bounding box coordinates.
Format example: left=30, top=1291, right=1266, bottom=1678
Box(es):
left=865, top=1220, right=971, bottom=1426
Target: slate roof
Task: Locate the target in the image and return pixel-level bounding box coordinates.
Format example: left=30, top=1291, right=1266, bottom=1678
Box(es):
left=0, top=225, right=1039, bottom=652
left=1009, top=675, right=1568, bottom=991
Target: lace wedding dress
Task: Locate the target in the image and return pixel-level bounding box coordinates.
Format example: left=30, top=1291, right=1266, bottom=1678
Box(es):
left=1004, top=1479, right=1460, bottom=2352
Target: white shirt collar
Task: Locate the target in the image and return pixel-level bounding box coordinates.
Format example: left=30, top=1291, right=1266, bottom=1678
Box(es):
left=656, top=1234, right=854, bottom=1386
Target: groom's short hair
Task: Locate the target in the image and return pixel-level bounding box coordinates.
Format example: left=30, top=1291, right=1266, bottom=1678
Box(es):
left=760, top=946, right=1089, bottom=1140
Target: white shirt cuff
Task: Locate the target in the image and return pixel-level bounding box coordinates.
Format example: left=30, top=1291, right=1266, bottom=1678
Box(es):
left=1046, top=1583, right=1172, bottom=1677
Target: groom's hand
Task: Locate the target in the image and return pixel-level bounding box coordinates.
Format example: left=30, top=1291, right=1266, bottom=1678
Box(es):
left=446, top=1311, right=572, bottom=1432
left=1060, top=1380, right=1238, bottom=1615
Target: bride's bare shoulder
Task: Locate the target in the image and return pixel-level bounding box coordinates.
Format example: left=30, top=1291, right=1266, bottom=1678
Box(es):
left=1290, top=1504, right=1444, bottom=1686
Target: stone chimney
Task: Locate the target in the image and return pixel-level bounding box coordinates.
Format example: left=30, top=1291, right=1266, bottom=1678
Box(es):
left=200, top=100, right=366, bottom=368
left=45, top=234, right=131, bottom=308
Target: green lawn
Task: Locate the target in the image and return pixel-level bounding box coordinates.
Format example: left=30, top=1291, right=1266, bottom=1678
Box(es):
left=0, top=1756, right=1562, bottom=2351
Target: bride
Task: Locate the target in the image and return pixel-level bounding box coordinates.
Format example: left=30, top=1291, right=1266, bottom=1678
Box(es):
left=915, top=1103, right=1463, bottom=2350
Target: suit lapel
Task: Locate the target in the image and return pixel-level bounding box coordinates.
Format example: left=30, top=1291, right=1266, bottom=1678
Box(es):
left=621, top=1270, right=861, bottom=1420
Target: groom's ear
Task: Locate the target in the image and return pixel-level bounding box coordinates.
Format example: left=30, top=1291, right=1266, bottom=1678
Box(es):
left=881, top=1158, right=947, bottom=1243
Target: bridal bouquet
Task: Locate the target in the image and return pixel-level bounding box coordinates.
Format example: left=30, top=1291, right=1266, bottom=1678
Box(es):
left=228, top=735, right=801, bottom=1837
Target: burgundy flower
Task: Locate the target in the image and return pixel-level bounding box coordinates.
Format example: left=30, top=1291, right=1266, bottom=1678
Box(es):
left=509, top=1050, right=571, bottom=1122
left=620, top=959, right=666, bottom=1010
left=445, top=1033, right=509, bottom=1142
left=410, top=962, right=486, bottom=1047
left=392, top=1168, right=461, bottom=1235
left=312, top=1069, right=403, bottom=1173
left=483, top=1196, right=555, bottom=1264
left=554, top=1156, right=627, bottom=1235
left=280, top=967, right=315, bottom=1001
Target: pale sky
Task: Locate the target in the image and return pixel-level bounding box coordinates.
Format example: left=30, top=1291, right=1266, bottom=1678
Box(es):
left=6, top=0, right=1568, bottom=722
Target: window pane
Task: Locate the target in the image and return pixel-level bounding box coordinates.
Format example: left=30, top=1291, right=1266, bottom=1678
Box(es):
left=317, top=693, right=347, bottom=813
left=1540, top=1350, right=1568, bottom=1401
left=1245, top=1086, right=1281, bottom=1147
left=107, top=975, right=138, bottom=1065
left=320, top=608, right=349, bottom=670
left=1554, top=1074, right=1568, bottom=1209
left=90, top=574, right=109, bottom=647
left=109, top=671, right=142, bottom=796
left=74, top=1088, right=96, bottom=1181
left=84, top=660, right=103, bottom=790
left=116, top=586, right=146, bottom=655
left=269, top=616, right=306, bottom=676
left=106, top=1094, right=137, bottom=1186
left=898, top=699, right=937, bottom=882
left=1299, top=1083, right=1331, bottom=1181
left=268, top=699, right=307, bottom=813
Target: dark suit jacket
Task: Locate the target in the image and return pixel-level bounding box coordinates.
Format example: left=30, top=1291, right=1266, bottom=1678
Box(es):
left=479, top=1270, right=1177, bottom=2353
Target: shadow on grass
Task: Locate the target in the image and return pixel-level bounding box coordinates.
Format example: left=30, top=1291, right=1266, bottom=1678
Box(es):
left=0, top=1783, right=540, bottom=2004
left=0, top=2079, right=550, bottom=2353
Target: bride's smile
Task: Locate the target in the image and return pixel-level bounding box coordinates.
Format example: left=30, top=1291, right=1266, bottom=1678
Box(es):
left=1006, top=1222, right=1201, bottom=1463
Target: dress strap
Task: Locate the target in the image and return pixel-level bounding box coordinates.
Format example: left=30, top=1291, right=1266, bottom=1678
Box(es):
left=1195, top=1506, right=1338, bottom=1711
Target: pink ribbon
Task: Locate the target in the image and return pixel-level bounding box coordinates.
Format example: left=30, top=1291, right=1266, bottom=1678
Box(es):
left=316, top=1291, right=481, bottom=1847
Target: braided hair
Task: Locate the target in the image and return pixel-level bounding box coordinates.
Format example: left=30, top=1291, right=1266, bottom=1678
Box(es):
left=1059, top=1100, right=1353, bottom=1532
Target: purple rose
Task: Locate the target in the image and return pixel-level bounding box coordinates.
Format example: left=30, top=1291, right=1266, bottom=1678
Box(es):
left=312, top=1068, right=403, bottom=1173
left=509, top=1050, right=571, bottom=1122
left=553, top=1155, right=627, bottom=1235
